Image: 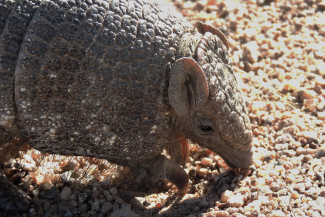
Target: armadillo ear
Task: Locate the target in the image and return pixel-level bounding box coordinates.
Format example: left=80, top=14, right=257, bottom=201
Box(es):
left=168, top=57, right=209, bottom=116
left=196, top=21, right=229, bottom=50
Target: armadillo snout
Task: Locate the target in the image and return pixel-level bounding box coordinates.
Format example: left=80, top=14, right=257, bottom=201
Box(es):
left=218, top=148, right=254, bottom=169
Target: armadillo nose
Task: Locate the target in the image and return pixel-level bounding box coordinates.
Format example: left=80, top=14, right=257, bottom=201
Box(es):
left=165, top=160, right=189, bottom=196
left=219, top=148, right=255, bottom=169
left=242, top=149, right=255, bottom=168
left=235, top=149, right=255, bottom=169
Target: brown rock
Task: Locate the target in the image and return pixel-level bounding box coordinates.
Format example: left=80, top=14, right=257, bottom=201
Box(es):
left=198, top=168, right=209, bottom=177
left=221, top=190, right=233, bottom=203
left=201, top=157, right=213, bottom=166
left=315, top=76, right=325, bottom=87
left=317, top=2, right=325, bottom=11
left=301, top=90, right=317, bottom=100
left=283, top=125, right=300, bottom=135
left=303, top=99, right=318, bottom=111
left=317, top=112, right=325, bottom=120
left=243, top=41, right=260, bottom=63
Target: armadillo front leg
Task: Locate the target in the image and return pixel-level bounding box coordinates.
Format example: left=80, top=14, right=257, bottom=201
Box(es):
left=164, top=159, right=189, bottom=196
left=131, top=156, right=189, bottom=196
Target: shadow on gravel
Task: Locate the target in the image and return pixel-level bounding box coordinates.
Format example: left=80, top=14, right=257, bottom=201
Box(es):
left=119, top=170, right=243, bottom=217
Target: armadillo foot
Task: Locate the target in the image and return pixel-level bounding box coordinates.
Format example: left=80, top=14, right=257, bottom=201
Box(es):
left=134, top=168, right=156, bottom=189
left=0, top=172, right=31, bottom=214
left=136, top=156, right=189, bottom=196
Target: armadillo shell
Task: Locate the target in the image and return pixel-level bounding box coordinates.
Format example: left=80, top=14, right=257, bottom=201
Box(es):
left=1, top=0, right=194, bottom=162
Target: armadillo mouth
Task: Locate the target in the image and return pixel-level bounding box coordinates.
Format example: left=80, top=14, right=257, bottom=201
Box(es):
left=217, top=148, right=254, bottom=169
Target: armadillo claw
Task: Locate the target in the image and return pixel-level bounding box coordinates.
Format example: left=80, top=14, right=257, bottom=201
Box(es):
left=165, top=160, right=189, bottom=196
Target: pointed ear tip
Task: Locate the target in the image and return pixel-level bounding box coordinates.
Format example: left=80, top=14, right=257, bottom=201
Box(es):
left=174, top=57, right=199, bottom=69
left=182, top=57, right=197, bottom=65
left=195, top=21, right=230, bottom=50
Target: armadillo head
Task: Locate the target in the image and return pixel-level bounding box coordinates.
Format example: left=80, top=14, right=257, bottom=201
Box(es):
left=168, top=22, right=254, bottom=169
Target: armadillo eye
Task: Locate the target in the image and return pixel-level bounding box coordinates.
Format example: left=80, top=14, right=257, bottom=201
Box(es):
left=197, top=118, right=215, bottom=136
left=200, top=125, right=214, bottom=132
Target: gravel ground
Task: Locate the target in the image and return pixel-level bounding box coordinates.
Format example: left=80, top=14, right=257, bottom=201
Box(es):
left=1, top=0, right=325, bottom=216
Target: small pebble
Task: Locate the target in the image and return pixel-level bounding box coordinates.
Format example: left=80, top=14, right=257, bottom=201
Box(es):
left=78, top=193, right=88, bottom=204
left=219, top=167, right=228, bottom=175
left=32, top=189, right=40, bottom=197
left=278, top=188, right=288, bottom=196
left=22, top=175, right=32, bottom=190
left=201, top=157, right=213, bottom=166
left=22, top=154, right=33, bottom=163
left=221, top=190, right=233, bottom=203
left=283, top=125, right=300, bottom=135
left=44, top=201, right=50, bottom=211
left=301, top=90, right=316, bottom=100
left=250, top=101, right=266, bottom=112
left=38, top=207, right=45, bottom=215
left=318, top=112, right=325, bottom=120
left=92, top=200, right=100, bottom=211
left=296, top=147, right=314, bottom=155
left=275, top=102, right=286, bottom=111
left=283, top=80, right=300, bottom=91
left=269, top=210, right=285, bottom=217
left=275, top=143, right=288, bottom=151
left=101, top=202, right=113, bottom=214
left=274, top=134, right=292, bottom=144
left=109, top=187, right=117, bottom=195
left=292, top=191, right=300, bottom=199
left=49, top=204, right=58, bottom=212
left=198, top=168, right=208, bottom=177
left=227, top=195, right=244, bottom=208
left=32, top=197, right=43, bottom=207
left=130, top=198, right=145, bottom=209
left=294, top=183, right=306, bottom=193
left=243, top=41, right=260, bottom=63
left=28, top=208, right=37, bottom=216
left=302, top=131, right=318, bottom=139
left=46, top=186, right=59, bottom=199
left=70, top=194, right=77, bottom=201
left=254, top=160, right=263, bottom=168
left=303, top=99, right=318, bottom=111
left=60, top=186, right=71, bottom=200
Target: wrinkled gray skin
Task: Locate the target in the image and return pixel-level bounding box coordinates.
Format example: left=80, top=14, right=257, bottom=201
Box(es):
left=0, top=0, right=253, bottom=213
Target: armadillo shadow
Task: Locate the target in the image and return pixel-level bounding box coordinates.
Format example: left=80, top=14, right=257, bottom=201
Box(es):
left=117, top=158, right=246, bottom=217
left=119, top=172, right=242, bottom=217
left=121, top=185, right=235, bottom=217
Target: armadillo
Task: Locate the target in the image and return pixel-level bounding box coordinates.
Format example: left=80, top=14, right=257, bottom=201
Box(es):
left=0, top=0, right=254, bottom=213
